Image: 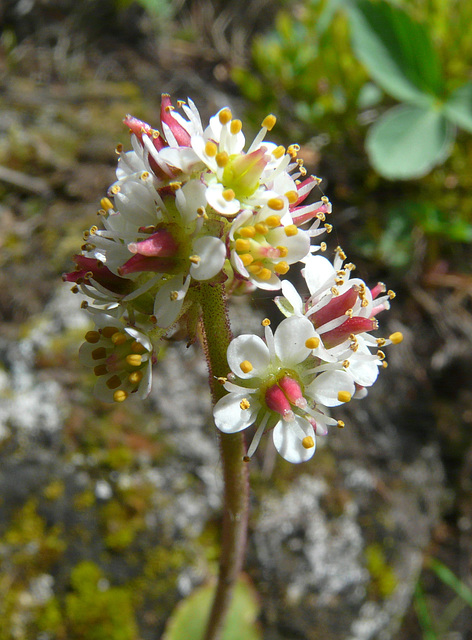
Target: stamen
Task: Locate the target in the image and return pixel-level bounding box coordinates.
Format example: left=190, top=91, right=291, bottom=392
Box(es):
left=239, top=253, right=254, bottom=266
left=337, top=420, right=345, bottom=429
left=320, top=242, right=327, bottom=252
left=170, top=291, right=179, bottom=301
left=189, top=255, right=201, bottom=264
left=337, top=391, right=352, bottom=403
left=302, top=436, right=315, bottom=449
left=262, top=114, right=276, bottom=130
left=223, top=188, right=235, bottom=201
left=389, top=331, right=403, bottom=344
left=126, top=354, right=142, bottom=367
left=92, top=347, right=107, bottom=360
left=113, top=390, right=128, bottom=402
left=284, top=225, right=298, bottom=237
left=239, top=226, right=256, bottom=238
left=285, top=190, right=298, bottom=204
left=265, top=215, right=281, bottom=228
left=230, top=119, right=242, bottom=134
left=274, top=262, right=289, bottom=275
left=216, top=151, right=229, bottom=167
left=85, top=331, right=100, bottom=344
left=276, top=245, right=288, bottom=257
left=267, top=198, right=284, bottom=211
left=102, top=326, right=118, bottom=338
left=239, top=360, right=253, bottom=373
left=100, top=198, right=114, bottom=211
left=273, top=145, right=285, bottom=159
left=261, top=318, right=271, bottom=326
left=254, top=223, right=268, bottom=235
left=235, top=238, right=251, bottom=253
left=111, top=332, right=127, bottom=346
left=129, top=371, right=143, bottom=385
left=106, top=375, right=122, bottom=389
left=305, top=337, right=320, bottom=349
left=219, top=108, right=232, bottom=125
left=94, top=364, right=108, bottom=376
left=258, top=268, right=272, bottom=281
left=240, top=398, right=251, bottom=410
left=205, top=141, right=217, bottom=157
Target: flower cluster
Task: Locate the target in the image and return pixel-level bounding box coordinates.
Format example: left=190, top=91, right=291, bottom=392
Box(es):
left=66, top=94, right=402, bottom=463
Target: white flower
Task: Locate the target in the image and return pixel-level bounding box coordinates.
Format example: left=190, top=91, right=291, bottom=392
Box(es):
left=213, top=316, right=355, bottom=463
left=79, top=315, right=154, bottom=403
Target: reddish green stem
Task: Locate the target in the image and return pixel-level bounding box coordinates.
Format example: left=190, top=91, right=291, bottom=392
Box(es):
left=197, top=282, right=250, bottom=640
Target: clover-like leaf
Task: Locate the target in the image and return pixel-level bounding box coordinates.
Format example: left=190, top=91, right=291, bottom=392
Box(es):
left=443, top=82, right=472, bottom=134
left=348, top=0, right=443, bottom=106
left=366, top=104, right=455, bottom=180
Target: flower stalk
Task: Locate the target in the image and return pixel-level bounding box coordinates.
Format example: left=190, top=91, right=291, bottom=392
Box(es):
left=197, top=282, right=250, bottom=640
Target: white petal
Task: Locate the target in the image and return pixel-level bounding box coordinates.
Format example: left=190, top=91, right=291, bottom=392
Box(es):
left=213, top=393, right=259, bottom=433
left=227, top=334, right=270, bottom=379
left=348, top=354, right=380, bottom=387
left=176, top=180, right=207, bottom=224
left=280, top=280, right=304, bottom=316
left=274, top=316, right=315, bottom=366
left=308, top=369, right=355, bottom=407
left=267, top=227, right=311, bottom=264
left=302, top=255, right=336, bottom=295
left=206, top=183, right=241, bottom=216
left=272, top=417, right=316, bottom=463
left=153, top=275, right=191, bottom=328
left=190, top=237, right=226, bottom=280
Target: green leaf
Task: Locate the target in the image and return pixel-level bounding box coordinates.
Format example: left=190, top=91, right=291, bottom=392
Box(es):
left=429, top=559, right=472, bottom=609
left=443, top=82, right=472, bottom=133
left=366, top=104, right=455, bottom=179
left=163, top=576, right=262, bottom=640
left=348, top=0, right=443, bottom=105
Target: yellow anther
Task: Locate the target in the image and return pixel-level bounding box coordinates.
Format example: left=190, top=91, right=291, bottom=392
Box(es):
left=258, top=268, right=273, bottom=281
left=345, top=263, right=356, bottom=271
left=274, top=261, right=289, bottom=275
left=377, top=350, right=386, bottom=360
left=217, top=377, right=227, bottom=384
left=240, top=398, right=251, bottom=410
left=140, top=171, right=150, bottom=180
left=91, top=347, right=106, bottom=360
left=169, top=181, right=182, bottom=191
left=265, top=214, right=281, bottom=226
left=216, top=151, right=229, bottom=167
left=128, top=371, right=143, bottom=385
left=205, top=141, right=218, bottom=157
left=335, top=277, right=345, bottom=286
left=239, top=225, right=256, bottom=238
left=305, top=337, right=320, bottom=349
left=223, top=188, right=235, bottom=201
left=387, top=290, right=396, bottom=299
left=70, top=285, right=79, bottom=294
left=284, top=225, right=298, bottom=237
left=337, top=391, right=352, bottom=403
left=267, top=198, right=284, bottom=212
left=170, top=291, right=179, bottom=301
left=285, top=190, right=298, bottom=204
left=106, top=375, right=122, bottom=390
left=345, top=309, right=354, bottom=318
left=111, top=332, right=127, bottom=346
left=219, top=108, right=232, bottom=125
left=131, top=340, right=147, bottom=354
left=337, top=420, right=345, bottom=429
left=376, top=338, right=386, bottom=347
left=230, top=119, right=242, bottom=134
left=113, top=389, right=128, bottom=403
left=116, top=143, right=123, bottom=154
left=262, top=114, right=276, bottom=130
left=110, top=185, right=121, bottom=195
left=189, top=255, right=201, bottom=264
left=342, top=360, right=350, bottom=369
left=248, top=263, right=263, bottom=275
left=100, top=197, right=114, bottom=211
left=239, top=360, right=253, bottom=373
left=94, top=364, right=108, bottom=376
left=321, top=196, right=329, bottom=204
left=361, top=299, right=369, bottom=307
left=324, top=223, right=333, bottom=233
left=262, top=318, right=271, bottom=326
left=239, top=253, right=254, bottom=267
left=302, top=436, right=315, bottom=449
left=287, top=144, right=299, bottom=158
left=273, top=145, right=285, bottom=159
left=85, top=330, right=100, bottom=344
left=382, top=361, right=388, bottom=368
left=320, top=242, right=327, bottom=252
left=235, top=238, right=251, bottom=253
left=254, top=223, right=269, bottom=235
left=389, top=331, right=403, bottom=345
left=276, top=245, right=288, bottom=258
left=126, top=354, right=142, bottom=367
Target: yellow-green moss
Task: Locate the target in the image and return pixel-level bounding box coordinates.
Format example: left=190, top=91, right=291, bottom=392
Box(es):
left=365, top=543, right=398, bottom=599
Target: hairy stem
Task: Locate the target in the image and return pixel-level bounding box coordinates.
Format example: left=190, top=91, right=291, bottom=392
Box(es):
left=197, top=282, right=249, bottom=640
